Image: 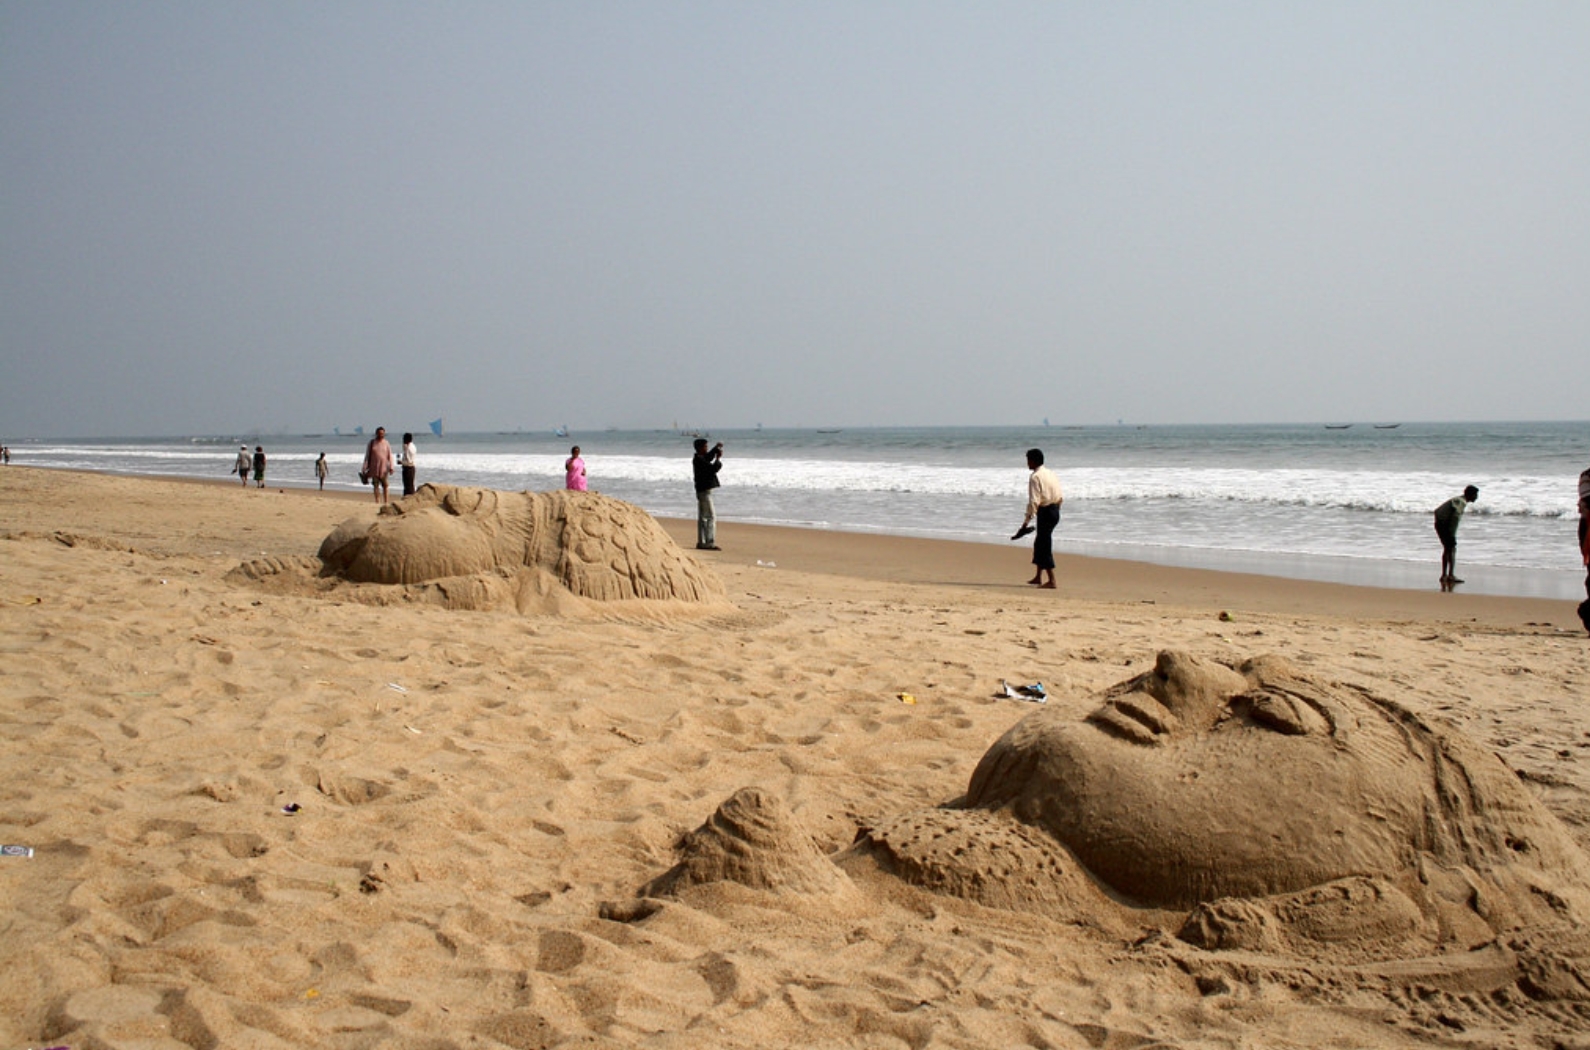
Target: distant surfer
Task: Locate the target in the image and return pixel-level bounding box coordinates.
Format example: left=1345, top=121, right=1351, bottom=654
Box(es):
left=1434, top=484, right=1479, bottom=589
left=1016, top=448, right=1063, bottom=589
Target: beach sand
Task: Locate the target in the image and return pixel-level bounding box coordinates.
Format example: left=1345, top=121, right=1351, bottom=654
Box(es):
left=3, top=466, right=1590, bottom=1049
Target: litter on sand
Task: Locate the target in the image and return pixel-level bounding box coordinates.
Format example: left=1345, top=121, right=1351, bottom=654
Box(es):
left=898, top=693, right=917, bottom=704
left=386, top=682, right=408, bottom=693
left=999, top=680, right=1047, bottom=703
left=3, top=844, right=35, bottom=858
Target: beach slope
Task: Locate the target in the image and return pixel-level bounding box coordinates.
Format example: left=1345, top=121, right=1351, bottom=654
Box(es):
left=3, top=467, right=1588, bottom=1048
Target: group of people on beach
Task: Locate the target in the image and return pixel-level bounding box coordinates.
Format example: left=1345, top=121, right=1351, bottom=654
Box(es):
left=231, top=429, right=421, bottom=503
left=679, top=441, right=1590, bottom=611
left=1427, top=476, right=1585, bottom=621
left=233, top=445, right=267, bottom=488
left=355, top=428, right=419, bottom=504
left=1015, top=460, right=1587, bottom=607
left=555, top=438, right=719, bottom=551
left=226, top=433, right=1590, bottom=623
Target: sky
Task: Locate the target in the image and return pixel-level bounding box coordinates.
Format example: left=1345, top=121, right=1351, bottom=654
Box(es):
left=2, top=2, right=1588, bottom=438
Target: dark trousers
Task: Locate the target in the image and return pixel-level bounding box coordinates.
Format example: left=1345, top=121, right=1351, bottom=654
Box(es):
left=1032, top=503, right=1060, bottom=570
left=401, top=465, right=416, bottom=496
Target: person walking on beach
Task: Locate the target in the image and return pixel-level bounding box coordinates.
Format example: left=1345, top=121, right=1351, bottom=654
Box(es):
left=692, top=438, right=723, bottom=550
left=1434, top=484, right=1479, bottom=588
left=363, top=427, right=395, bottom=504
left=565, top=446, right=587, bottom=491
left=400, top=432, right=418, bottom=497
left=1016, top=448, right=1064, bottom=589
left=234, top=445, right=251, bottom=486
left=315, top=452, right=329, bottom=491
left=252, top=446, right=267, bottom=489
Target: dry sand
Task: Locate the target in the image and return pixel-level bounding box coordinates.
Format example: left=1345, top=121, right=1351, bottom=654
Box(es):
left=3, top=466, right=1590, bottom=1049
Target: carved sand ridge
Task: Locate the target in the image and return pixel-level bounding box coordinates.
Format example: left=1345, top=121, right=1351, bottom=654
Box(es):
left=236, top=485, right=725, bottom=613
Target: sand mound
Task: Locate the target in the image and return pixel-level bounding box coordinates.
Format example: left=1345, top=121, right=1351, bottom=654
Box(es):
left=640, top=787, right=860, bottom=904
left=238, top=485, right=725, bottom=614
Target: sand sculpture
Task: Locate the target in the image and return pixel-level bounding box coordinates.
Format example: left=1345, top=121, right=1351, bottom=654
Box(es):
left=639, top=650, right=1590, bottom=995
left=235, top=485, right=725, bottom=613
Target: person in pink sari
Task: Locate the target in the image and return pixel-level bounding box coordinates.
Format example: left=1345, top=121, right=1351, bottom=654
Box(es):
left=565, top=446, right=587, bottom=491
left=362, top=427, right=395, bottom=504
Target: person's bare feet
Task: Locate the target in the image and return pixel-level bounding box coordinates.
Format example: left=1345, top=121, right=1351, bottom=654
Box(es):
left=1039, top=581, right=1056, bottom=589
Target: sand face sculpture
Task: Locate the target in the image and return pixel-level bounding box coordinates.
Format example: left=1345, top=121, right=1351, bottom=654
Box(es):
left=237, top=485, right=725, bottom=613
left=639, top=651, right=1590, bottom=988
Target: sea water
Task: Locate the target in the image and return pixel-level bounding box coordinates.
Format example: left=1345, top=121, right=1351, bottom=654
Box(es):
left=8, top=422, right=1588, bottom=600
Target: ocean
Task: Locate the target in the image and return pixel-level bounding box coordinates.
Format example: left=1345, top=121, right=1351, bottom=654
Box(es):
left=7, top=422, right=1588, bottom=600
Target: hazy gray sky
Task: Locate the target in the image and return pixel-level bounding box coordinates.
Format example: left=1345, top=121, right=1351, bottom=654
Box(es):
left=3, top=2, right=1587, bottom=438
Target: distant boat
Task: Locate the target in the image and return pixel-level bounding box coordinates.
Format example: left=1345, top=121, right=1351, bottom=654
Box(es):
left=816, top=428, right=842, bottom=434
left=553, top=425, right=569, bottom=438
left=429, top=417, right=444, bottom=438
left=1374, top=423, right=1401, bottom=429
left=1324, top=424, right=1353, bottom=430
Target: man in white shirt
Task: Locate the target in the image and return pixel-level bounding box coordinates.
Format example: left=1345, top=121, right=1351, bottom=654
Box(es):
left=401, top=433, right=418, bottom=497
left=1018, top=448, right=1064, bottom=589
